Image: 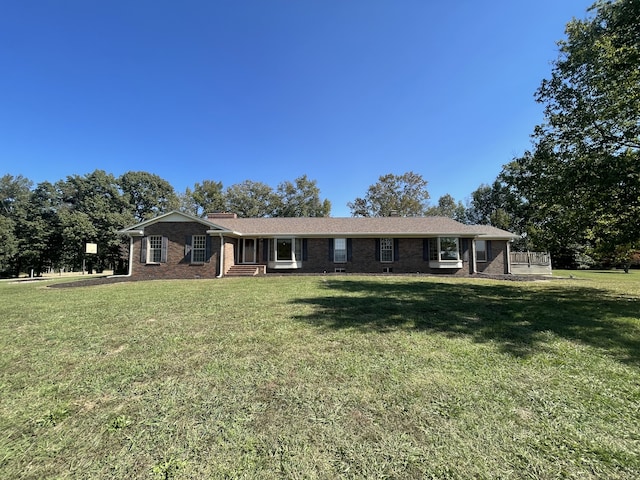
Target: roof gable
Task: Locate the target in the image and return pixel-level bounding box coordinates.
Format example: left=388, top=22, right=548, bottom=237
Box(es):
left=118, top=210, right=230, bottom=234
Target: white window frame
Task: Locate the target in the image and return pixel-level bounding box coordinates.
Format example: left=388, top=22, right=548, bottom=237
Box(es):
left=428, top=237, right=462, bottom=268
left=269, top=237, right=303, bottom=269
left=148, top=235, right=163, bottom=263
left=334, top=238, right=347, bottom=263
left=380, top=238, right=394, bottom=263
left=475, top=239, right=487, bottom=262
left=191, top=235, right=206, bottom=263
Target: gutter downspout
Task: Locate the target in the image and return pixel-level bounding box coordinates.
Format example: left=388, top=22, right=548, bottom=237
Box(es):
left=216, top=233, right=224, bottom=278
left=471, top=237, right=477, bottom=274
left=108, top=235, right=134, bottom=278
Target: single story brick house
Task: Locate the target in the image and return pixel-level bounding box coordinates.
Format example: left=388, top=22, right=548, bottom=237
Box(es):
left=116, top=211, right=519, bottom=279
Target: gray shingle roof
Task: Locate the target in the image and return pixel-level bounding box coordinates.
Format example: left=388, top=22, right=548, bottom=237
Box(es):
left=208, top=216, right=517, bottom=239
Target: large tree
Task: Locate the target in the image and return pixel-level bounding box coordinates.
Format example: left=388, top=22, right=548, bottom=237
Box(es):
left=181, top=180, right=226, bottom=217
left=118, top=171, right=179, bottom=221
left=495, top=0, right=640, bottom=268
left=58, top=170, right=133, bottom=272
left=225, top=180, right=279, bottom=218
left=274, top=175, right=331, bottom=217
left=0, top=175, right=33, bottom=275
left=425, top=194, right=466, bottom=222
left=348, top=171, right=430, bottom=217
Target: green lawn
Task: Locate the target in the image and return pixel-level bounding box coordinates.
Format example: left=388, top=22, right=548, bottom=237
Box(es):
left=1, top=272, right=639, bottom=479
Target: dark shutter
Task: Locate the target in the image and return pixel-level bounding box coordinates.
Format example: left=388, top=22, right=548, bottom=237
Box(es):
left=487, top=240, right=492, bottom=260
left=302, top=239, right=308, bottom=261
left=263, top=239, right=269, bottom=262
left=328, top=238, right=334, bottom=261
left=160, top=237, right=168, bottom=263
left=423, top=238, right=429, bottom=261
left=375, top=238, right=380, bottom=261
left=185, top=235, right=192, bottom=258
left=140, top=237, right=147, bottom=263
left=347, top=238, right=353, bottom=261
left=394, top=238, right=400, bottom=261
left=205, top=236, right=212, bottom=262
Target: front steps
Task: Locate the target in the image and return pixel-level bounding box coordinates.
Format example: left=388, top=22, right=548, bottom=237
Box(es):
left=225, top=265, right=267, bottom=277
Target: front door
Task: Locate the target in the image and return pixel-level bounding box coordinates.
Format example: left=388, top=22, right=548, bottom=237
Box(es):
left=243, top=238, right=256, bottom=264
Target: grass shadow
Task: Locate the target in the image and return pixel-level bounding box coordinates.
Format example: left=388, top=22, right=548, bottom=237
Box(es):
left=291, top=278, right=640, bottom=366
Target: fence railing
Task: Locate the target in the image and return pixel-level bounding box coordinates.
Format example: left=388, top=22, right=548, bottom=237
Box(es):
left=510, top=251, right=551, bottom=266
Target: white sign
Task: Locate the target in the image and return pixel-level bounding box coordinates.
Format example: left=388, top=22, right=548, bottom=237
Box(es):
left=85, top=243, right=98, bottom=254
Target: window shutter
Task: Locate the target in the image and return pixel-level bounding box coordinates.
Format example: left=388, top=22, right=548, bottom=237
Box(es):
left=394, top=238, right=400, bottom=261
left=347, top=238, right=353, bottom=261
left=302, top=239, right=308, bottom=261
left=423, top=238, right=429, bottom=261
left=263, top=239, right=269, bottom=262
left=161, top=236, right=168, bottom=263
left=375, top=238, right=380, bottom=261
left=487, top=240, right=492, bottom=260
left=328, top=238, right=334, bottom=261
left=205, top=236, right=212, bottom=262
left=140, top=237, right=147, bottom=263
left=185, top=236, right=192, bottom=258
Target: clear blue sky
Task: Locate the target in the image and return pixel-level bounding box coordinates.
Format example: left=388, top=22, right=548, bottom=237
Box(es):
left=0, top=0, right=595, bottom=217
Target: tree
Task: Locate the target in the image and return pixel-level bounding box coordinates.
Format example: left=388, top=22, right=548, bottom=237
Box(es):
left=16, top=182, right=62, bottom=276
left=274, top=175, right=331, bottom=217
left=181, top=180, right=226, bottom=217
left=524, top=0, right=640, bottom=267
left=225, top=180, right=279, bottom=218
left=536, top=0, right=640, bottom=154
left=347, top=172, right=430, bottom=217
left=477, top=1, right=640, bottom=267
left=0, top=215, right=17, bottom=276
left=119, top=171, right=179, bottom=221
left=425, top=194, right=466, bottom=222
left=0, top=175, right=33, bottom=275
left=58, top=170, right=133, bottom=272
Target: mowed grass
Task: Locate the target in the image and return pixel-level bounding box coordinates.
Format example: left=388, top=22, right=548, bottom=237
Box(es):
left=1, top=272, right=639, bottom=479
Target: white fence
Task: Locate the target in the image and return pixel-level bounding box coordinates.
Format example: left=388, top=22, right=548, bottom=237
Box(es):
left=510, top=251, right=552, bottom=276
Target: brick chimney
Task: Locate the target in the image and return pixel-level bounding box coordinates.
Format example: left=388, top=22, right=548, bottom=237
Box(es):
left=207, top=212, right=238, bottom=220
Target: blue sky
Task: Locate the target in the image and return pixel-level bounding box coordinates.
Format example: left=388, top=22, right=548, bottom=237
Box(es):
left=0, top=0, right=595, bottom=217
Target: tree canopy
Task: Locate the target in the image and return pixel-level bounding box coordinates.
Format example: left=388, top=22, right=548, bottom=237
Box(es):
left=348, top=172, right=430, bottom=217
left=471, top=0, right=640, bottom=268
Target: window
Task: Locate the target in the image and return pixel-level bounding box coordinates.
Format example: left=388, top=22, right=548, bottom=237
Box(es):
left=277, top=238, right=292, bottom=260
left=476, top=240, right=487, bottom=262
left=380, top=238, right=394, bottom=262
left=440, top=237, right=459, bottom=261
left=191, top=235, right=206, bottom=263
left=334, top=238, right=347, bottom=263
left=428, top=237, right=461, bottom=265
left=270, top=238, right=303, bottom=262
left=148, top=235, right=163, bottom=263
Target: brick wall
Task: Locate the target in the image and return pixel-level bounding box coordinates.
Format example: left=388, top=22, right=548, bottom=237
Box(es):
left=475, top=240, right=507, bottom=275
left=292, top=237, right=474, bottom=275
left=131, top=222, right=221, bottom=280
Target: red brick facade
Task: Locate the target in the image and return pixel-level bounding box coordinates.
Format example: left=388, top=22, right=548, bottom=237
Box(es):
left=120, top=213, right=513, bottom=279
left=130, top=222, right=221, bottom=280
